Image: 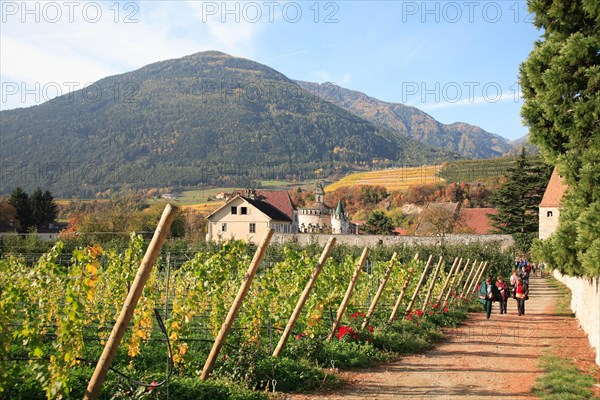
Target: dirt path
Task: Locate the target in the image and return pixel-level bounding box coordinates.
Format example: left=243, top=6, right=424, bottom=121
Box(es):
left=287, top=276, right=600, bottom=399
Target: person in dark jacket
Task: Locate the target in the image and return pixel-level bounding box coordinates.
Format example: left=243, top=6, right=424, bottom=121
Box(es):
left=495, top=275, right=509, bottom=314
left=478, top=276, right=502, bottom=319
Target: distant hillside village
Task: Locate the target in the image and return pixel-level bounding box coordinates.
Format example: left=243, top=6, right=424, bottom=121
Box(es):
left=0, top=164, right=561, bottom=247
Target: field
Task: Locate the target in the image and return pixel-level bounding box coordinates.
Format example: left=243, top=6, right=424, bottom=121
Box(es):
left=326, top=165, right=442, bottom=192
left=176, top=180, right=310, bottom=211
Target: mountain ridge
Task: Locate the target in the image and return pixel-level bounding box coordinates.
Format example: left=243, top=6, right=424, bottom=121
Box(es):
left=0, top=51, right=455, bottom=197
left=295, top=81, right=513, bottom=159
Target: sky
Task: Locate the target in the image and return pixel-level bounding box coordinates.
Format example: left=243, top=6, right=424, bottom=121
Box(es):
left=0, top=0, right=542, bottom=141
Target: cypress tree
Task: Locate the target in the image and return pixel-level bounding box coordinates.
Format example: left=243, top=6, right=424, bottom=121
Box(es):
left=489, top=150, right=551, bottom=235
left=8, top=187, right=32, bottom=229
left=520, top=0, right=600, bottom=276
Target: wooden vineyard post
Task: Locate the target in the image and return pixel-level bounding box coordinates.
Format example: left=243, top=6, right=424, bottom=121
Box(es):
left=273, top=237, right=336, bottom=357
left=452, top=258, right=470, bottom=298
left=460, top=259, right=478, bottom=295
left=84, top=204, right=178, bottom=400
left=442, top=258, right=464, bottom=305
left=435, top=257, right=458, bottom=305
left=389, top=253, right=419, bottom=322
left=463, top=261, right=484, bottom=297
left=200, top=228, right=274, bottom=381
left=360, top=252, right=398, bottom=331
left=327, top=247, right=369, bottom=341
left=405, top=254, right=433, bottom=314
left=469, top=261, right=488, bottom=294
left=421, top=256, right=444, bottom=310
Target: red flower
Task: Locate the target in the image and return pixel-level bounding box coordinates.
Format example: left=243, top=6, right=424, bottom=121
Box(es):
left=336, top=325, right=357, bottom=340
left=416, top=309, right=424, bottom=317
left=147, top=382, right=159, bottom=391
left=433, top=303, right=439, bottom=309
left=429, top=311, right=434, bottom=315
left=443, top=307, right=449, bottom=313
left=351, top=311, right=360, bottom=319
left=369, top=325, right=374, bottom=332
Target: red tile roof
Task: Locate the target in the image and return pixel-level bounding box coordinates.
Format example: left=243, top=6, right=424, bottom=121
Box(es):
left=230, top=190, right=296, bottom=219
left=539, top=167, right=568, bottom=207
left=460, top=208, right=497, bottom=234
left=393, top=227, right=408, bottom=235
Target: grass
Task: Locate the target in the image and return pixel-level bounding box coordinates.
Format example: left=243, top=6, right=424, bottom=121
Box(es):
left=532, top=276, right=597, bottom=399
left=533, top=353, right=596, bottom=399
left=326, top=165, right=442, bottom=192
left=545, top=276, right=574, bottom=316
left=176, top=180, right=310, bottom=208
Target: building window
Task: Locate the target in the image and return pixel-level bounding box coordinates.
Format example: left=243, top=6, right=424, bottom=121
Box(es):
left=231, top=206, right=237, bottom=214
left=547, top=211, right=553, bottom=217
left=221, top=223, right=227, bottom=232
left=241, top=207, right=248, bottom=215
left=249, top=223, right=256, bottom=233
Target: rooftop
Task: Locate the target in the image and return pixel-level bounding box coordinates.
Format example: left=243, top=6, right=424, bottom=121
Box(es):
left=539, top=167, right=568, bottom=208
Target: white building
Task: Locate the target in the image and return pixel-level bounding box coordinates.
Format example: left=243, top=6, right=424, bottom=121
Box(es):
left=298, top=183, right=353, bottom=234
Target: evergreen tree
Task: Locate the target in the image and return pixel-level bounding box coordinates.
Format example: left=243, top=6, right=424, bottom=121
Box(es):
left=8, top=187, right=32, bottom=229
left=42, top=190, right=59, bottom=226
left=520, top=0, right=600, bottom=276
left=363, top=210, right=394, bottom=235
left=489, top=150, right=551, bottom=234
left=6, top=187, right=58, bottom=229
left=29, top=188, right=45, bottom=227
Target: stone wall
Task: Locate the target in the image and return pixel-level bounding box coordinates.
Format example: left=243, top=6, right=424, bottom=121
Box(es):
left=553, top=270, right=600, bottom=366
left=271, top=233, right=514, bottom=249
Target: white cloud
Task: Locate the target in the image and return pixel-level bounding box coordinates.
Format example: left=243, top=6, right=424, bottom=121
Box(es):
left=0, top=1, right=268, bottom=109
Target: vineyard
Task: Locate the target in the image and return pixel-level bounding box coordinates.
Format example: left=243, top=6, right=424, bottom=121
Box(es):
left=439, top=156, right=548, bottom=183
left=0, top=208, right=513, bottom=400
left=326, top=166, right=442, bottom=192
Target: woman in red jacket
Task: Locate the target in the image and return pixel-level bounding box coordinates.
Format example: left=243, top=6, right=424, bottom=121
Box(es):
left=515, top=277, right=529, bottom=316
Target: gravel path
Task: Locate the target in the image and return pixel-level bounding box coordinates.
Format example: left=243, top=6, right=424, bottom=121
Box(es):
left=286, top=276, right=600, bottom=399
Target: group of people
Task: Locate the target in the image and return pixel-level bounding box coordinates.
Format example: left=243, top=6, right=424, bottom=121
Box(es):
left=515, top=257, right=545, bottom=278
left=478, top=271, right=530, bottom=319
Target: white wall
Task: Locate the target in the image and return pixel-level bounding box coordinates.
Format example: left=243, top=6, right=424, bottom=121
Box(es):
left=554, top=270, right=600, bottom=366
left=539, top=206, right=560, bottom=239
left=272, top=233, right=514, bottom=250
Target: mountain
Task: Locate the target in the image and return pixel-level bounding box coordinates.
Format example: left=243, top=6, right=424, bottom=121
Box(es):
left=295, top=81, right=513, bottom=159
left=0, top=51, right=457, bottom=197
left=504, top=134, right=539, bottom=156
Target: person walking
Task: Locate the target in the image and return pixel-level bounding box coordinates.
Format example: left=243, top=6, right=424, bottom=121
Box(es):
left=520, top=266, right=530, bottom=286
left=478, top=276, right=502, bottom=319
left=495, top=275, right=509, bottom=314
left=515, top=277, right=529, bottom=316
left=510, top=269, right=519, bottom=299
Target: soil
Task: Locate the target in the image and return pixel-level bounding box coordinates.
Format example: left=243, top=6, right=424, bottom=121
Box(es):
left=285, top=276, right=600, bottom=399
